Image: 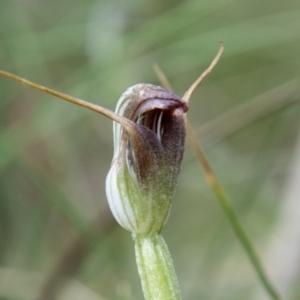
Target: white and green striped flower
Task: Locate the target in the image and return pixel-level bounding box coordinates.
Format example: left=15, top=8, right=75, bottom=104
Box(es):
left=106, top=84, right=188, bottom=236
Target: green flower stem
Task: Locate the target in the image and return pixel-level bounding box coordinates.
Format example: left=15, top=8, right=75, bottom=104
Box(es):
left=187, top=123, right=281, bottom=300
left=134, top=234, right=182, bottom=300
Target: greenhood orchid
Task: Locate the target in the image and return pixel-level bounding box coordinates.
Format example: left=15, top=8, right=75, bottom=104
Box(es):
left=106, top=84, right=188, bottom=235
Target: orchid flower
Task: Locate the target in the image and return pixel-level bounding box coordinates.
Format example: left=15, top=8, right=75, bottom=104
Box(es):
left=0, top=44, right=224, bottom=300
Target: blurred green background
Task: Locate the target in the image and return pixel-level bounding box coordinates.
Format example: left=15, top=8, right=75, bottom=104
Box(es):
left=1, top=0, right=300, bottom=299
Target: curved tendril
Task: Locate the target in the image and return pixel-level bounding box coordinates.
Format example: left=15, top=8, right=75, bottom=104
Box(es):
left=182, top=43, right=224, bottom=102
left=0, top=70, right=138, bottom=133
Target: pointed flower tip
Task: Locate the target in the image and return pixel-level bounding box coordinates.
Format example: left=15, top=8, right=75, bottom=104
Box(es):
left=106, top=84, right=187, bottom=235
